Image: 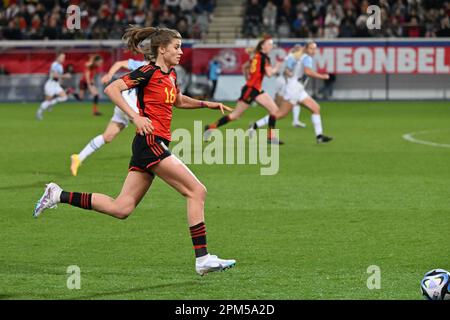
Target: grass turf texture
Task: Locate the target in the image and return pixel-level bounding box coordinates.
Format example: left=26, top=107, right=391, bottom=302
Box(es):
left=0, top=101, right=449, bottom=300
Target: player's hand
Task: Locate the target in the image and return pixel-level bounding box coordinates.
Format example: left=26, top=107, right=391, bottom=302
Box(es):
left=205, top=102, right=233, bottom=114
left=134, top=116, right=154, bottom=136
left=322, top=74, right=330, bottom=80
left=101, top=74, right=112, bottom=84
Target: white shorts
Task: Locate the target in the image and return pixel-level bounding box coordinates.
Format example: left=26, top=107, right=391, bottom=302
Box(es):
left=274, top=76, right=287, bottom=96
left=111, top=89, right=138, bottom=127
left=283, top=81, right=310, bottom=105
left=44, top=79, right=64, bottom=97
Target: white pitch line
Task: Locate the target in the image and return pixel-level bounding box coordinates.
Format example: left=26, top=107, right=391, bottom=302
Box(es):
left=402, top=130, right=450, bottom=148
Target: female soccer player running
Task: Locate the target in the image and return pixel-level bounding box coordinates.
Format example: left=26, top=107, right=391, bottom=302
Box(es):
left=70, top=57, right=149, bottom=176
left=34, top=26, right=236, bottom=276
left=203, top=36, right=283, bottom=144
left=273, top=45, right=306, bottom=128
left=36, top=52, right=72, bottom=120
left=78, top=54, right=104, bottom=116
left=248, top=41, right=333, bottom=144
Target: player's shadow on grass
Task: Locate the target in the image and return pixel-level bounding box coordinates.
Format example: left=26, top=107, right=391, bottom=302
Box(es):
left=69, top=280, right=200, bottom=300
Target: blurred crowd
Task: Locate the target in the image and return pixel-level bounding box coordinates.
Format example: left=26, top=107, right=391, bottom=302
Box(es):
left=1, top=0, right=449, bottom=41
left=0, top=0, right=215, bottom=40
left=243, top=0, right=450, bottom=38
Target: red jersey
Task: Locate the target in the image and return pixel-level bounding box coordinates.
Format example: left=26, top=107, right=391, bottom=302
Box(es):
left=122, top=64, right=179, bottom=141
left=245, top=51, right=270, bottom=91
left=81, top=65, right=99, bottom=84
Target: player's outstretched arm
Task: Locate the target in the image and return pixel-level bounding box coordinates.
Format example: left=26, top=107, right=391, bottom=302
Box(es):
left=175, top=93, right=233, bottom=114
left=101, top=60, right=129, bottom=84
left=60, top=72, right=72, bottom=80
left=265, top=60, right=282, bottom=78
left=104, top=79, right=153, bottom=135
left=304, top=67, right=329, bottom=80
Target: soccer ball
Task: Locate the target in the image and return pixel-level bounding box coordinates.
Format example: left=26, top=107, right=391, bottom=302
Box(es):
left=420, top=269, right=450, bottom=300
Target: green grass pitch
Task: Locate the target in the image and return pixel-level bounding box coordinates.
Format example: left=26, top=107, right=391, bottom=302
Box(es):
left=0, top=100, right=449, bottom=300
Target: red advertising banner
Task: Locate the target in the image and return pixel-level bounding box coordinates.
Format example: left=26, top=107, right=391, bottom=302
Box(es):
left=192, top=45, right=450, bottom=75
left=314, top=46, right=450, bottom=74
left=1, top=42, right=449, bottom=75
left=0, top=47, right=193, bottom=74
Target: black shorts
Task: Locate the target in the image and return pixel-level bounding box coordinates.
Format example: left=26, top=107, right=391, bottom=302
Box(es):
left=129, top=134, right=172, bottom=176
left=238, top=85, right=264, bottom=104
left=79, top=80, right=93, bottom=91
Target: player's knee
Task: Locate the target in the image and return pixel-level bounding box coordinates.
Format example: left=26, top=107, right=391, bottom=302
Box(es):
left=115, top=207, right=133, bottom=220
left=229, top=113, right=240, bottom=121
left=116, top=213, right=130, bottom=220
left=311, top=104, right=320, bottom=114
left=188, top=183, right=207, bottom=201
left=271, top=113, right=281, bottom=120
left=198, top=184, right=207, bottom=200
left=103, top=133, right=115, bottom=143
left=112, top=201, right=135, bottom=219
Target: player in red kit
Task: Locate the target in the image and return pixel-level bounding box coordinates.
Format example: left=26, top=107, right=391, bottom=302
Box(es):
left=78, top=54, right=104, bottom=116
left=33, top=26, right=236, bottom=276
left=203, top=36, right=283, bottom=144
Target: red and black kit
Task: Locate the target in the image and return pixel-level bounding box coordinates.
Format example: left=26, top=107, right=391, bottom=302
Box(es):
left=79, top=64, right=99, bottom=90
left=121, top=63, right=179, bottom=175
left=238, top=51, right=270, bottom=104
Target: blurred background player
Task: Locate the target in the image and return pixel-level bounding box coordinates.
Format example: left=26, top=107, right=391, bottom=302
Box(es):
left=207, top=56, right=221, bottom=99
left=77, top=54, right=104, bottom=116
left=318, top=73, right=336, bottom=100
left=70, top=57, right=149, bottom=176
left=248, top=41, right=333, bottom=144
left=274, top=44, right=307, bottom=128
left=203, top=36, right=283, bottom=144
left=36, top=52, right=72, bottom=120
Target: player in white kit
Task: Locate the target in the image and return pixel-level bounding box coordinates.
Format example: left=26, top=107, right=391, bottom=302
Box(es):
left=70, top=58, right=149, bottom=176
left=274, top=45, right=306, bottom=128
left=36, top=52, right=72, bottom=120
left=248, top=41, right=333, bottom=144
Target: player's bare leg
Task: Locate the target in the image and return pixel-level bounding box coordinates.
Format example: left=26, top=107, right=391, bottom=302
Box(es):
left=71, top=121, right=125, bottom=176
left=275, top=99, right=294, bottom=119
left=36, top=91, right=68, bottom=120
left=89, top=85, right=101, bottom=116
left=248, top=97, right=291, bottom=137
left=301, top=97, right=333, bottom=143
left=203, top=100, right=249, bottom=141
left=153, top=155, right=206, bottom=226
left=274, top=93, right=282, bottom=108
left=78, top=89, right=85, bottom=100
left=254, top=93, right=283, bottom=144
left=34, top=171, right=154, bottom=219
left=152, top=155, right=236, bottom=275
left=90, top=171, right=153, bottom=219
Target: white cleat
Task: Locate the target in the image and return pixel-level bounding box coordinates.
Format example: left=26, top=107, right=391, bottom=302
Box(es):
left=36, top=109, right=44, bottom=121
left=292, top=121, right=307, bottom=128
left=195, top=254, right=236, bottom=276
left=247, top=123, right=256, bottom=139
left=33, top=182, right=62, bottom=218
